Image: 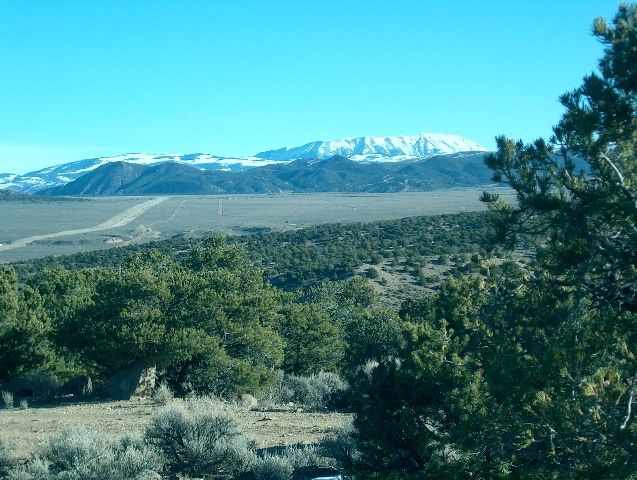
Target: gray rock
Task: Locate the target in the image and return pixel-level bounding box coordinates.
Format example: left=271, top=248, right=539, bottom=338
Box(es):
left=239, top=393, right=258, bottom=409
left=107, top=361, right=156, bottom=400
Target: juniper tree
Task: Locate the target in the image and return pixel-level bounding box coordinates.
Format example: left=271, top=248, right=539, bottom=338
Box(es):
left=351, top=5, right=637, bottom=478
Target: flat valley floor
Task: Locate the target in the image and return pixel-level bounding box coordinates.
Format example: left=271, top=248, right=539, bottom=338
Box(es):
left=0, top=189, right=513, bottom=263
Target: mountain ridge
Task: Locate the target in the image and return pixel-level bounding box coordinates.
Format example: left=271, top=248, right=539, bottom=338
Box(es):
left=1, top=132, right=488, bottom=193
left=256, top=132, right=487, bottom=162
left=37, top=152, right=496, bottom=196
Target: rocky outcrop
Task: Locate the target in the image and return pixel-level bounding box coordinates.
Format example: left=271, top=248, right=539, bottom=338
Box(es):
left=107, top=362, right=156, bottom=400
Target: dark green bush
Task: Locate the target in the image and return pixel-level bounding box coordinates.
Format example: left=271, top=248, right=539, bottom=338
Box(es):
left=365, top=267, right=379, bottom=279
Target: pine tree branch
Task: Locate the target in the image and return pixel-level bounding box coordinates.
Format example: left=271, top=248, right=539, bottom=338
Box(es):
left=599, top=152, right=625, bottom=187
left=599, top=152, right=637, bottom=214
left=620, top=386, right=635, bottom=430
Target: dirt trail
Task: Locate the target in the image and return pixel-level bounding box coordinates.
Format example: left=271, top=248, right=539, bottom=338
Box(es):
left=0, top=197, right=168, bottom=253
left=147, top=199, right=185, bottom=227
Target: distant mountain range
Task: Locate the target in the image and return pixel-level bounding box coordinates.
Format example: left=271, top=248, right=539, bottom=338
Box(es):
left=2, top=132, right=491, bottom=194
left=1, top=154, right=284, bottom=194
left=37, top=152, right=494, bottom=196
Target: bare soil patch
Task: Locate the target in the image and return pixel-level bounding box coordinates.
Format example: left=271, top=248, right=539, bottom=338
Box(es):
left=0, top=399, right=351, bottom=460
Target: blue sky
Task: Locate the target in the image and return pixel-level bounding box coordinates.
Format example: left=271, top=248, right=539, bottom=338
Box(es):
left=0, top=0, right=622, bottom=174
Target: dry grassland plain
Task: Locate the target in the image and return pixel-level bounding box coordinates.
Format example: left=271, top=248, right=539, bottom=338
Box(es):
left=0, top=189, right=513, bottom=263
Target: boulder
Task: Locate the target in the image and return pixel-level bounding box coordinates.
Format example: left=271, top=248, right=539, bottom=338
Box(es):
left=59, top=376, right=93, bottom=398
left=107, top=362, right=156, bottom=400
left=239, top=393, right=258, bottom=409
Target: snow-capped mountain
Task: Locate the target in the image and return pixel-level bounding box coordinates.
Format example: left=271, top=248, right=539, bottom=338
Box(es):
left=0, top=173, right=16, bottom=182
left=1, top=132, right=488, bottom=193
left=255, top=133, right=487, bottom=162
left=41, top=152, right=494, bottom=196
left=3, top=154, right=286, bottom=193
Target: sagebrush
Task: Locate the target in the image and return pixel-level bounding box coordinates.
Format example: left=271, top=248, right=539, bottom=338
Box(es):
left=144, top=399, right=256, bottom=477
left=6, top=426, right=161, bottom=480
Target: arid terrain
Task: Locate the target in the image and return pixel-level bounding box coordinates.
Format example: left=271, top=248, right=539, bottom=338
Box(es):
left=0, top=399, right=351, bottom=460
left=0, top=190, right=513, bottom=263
left=0, top=197, right=168, bottom=253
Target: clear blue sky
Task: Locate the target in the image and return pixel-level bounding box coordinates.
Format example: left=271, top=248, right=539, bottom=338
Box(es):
left=0, top=0, right=622, bottom=174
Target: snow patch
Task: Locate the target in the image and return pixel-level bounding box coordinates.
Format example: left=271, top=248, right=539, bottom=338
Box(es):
left=256, top=132, right=487, bottom=161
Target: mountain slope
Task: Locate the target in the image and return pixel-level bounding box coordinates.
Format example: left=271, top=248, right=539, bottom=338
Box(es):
left=38, top=152, right=495, bottom=196
left=2, top=132, right=488, bottom=193
left=5, top=153, right=286, bottom=194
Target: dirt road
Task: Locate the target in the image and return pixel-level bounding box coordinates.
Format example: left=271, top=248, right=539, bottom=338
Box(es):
left=0, top=196, right=168, bottom=253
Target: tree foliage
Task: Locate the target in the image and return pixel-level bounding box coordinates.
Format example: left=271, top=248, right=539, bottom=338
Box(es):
left=1, top=235, right=400, bottom=398
left=352, top=5, right=637, bottom=478
left=0, top=267, right=64, bottom=383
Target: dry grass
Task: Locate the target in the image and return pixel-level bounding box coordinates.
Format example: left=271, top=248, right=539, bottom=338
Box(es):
left=0, top=398, right=351, bottom=461
left=0, top=190, right=497, bottom=263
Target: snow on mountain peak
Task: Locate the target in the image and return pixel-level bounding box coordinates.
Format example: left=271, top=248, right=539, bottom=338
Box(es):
left=256, top=132, right=488, bottom=162
left=4, top=154, right=286, bottom=193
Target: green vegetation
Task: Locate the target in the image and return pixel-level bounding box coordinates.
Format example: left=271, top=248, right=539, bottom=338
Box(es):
left=10, top=210, right=496, bottom=295
left=243, top=211, right=495, bottom=290
left=0, top=235, right=397, bottom=397
left=2, top=398, right=336, bottom=480
left=349, top=5, right=637, bottom=478
left=1, top=5, right=634, bottom=479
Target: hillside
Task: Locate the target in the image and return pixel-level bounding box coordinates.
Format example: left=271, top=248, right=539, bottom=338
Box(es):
left=38, top=152, right=494, bottom=196
left=0, top=189, right=30, bottom=200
